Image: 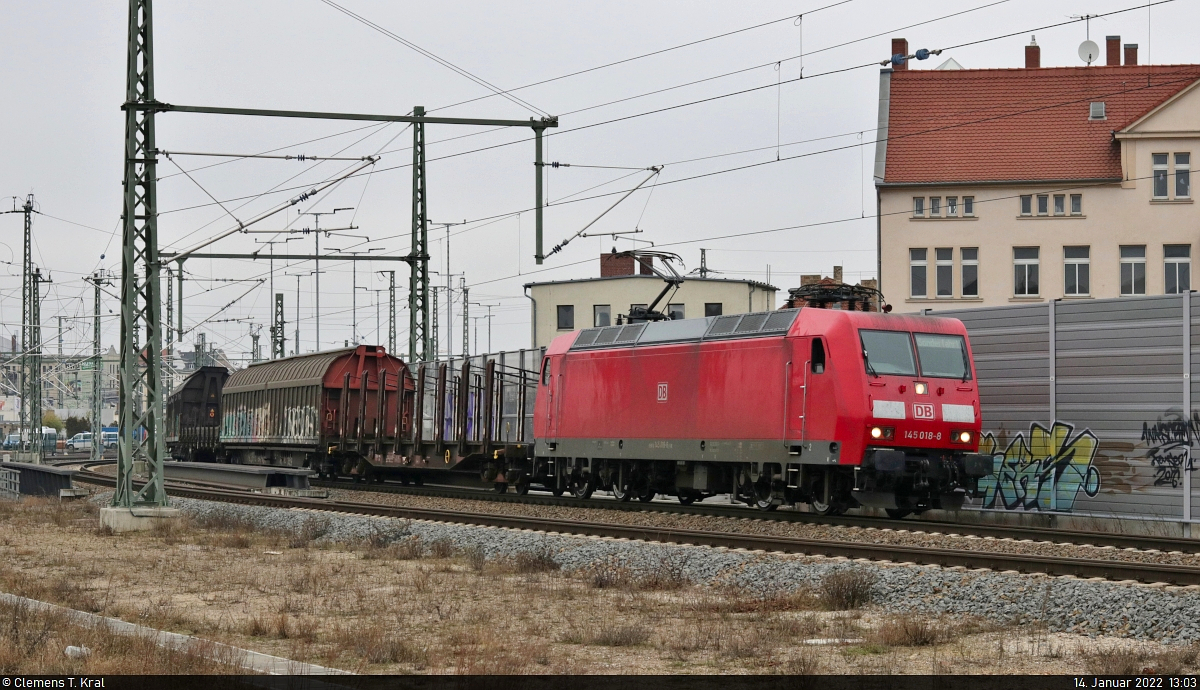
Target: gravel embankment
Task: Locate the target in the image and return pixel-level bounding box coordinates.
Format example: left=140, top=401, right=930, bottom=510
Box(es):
left=326, top=487, right=1200, bottom=568
left=128, top=493, right=1200, bottom=644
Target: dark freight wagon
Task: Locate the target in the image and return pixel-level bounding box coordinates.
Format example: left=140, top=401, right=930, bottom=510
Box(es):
left=166, top=366, right=229, bottom=462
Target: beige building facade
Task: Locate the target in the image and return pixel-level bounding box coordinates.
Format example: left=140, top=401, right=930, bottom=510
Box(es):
left=876, top=37, right=1200, bottom=310
left=525, top=261, right=776, bottom=348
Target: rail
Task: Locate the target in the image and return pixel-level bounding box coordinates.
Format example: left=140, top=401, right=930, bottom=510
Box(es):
left=73, top=464, right=1200, bottom=586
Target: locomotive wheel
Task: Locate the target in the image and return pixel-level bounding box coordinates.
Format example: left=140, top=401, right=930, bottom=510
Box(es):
left=885, top=508, right=912, bottom=519
left=571, top=473, right=594, bottom=500
left=612, top=464, right=632, bottom=502
left=753, top=479, right=778, bottom=512
left=636, top=482, right=655, bottom=503
left=515, top=476, right=530, bottom=495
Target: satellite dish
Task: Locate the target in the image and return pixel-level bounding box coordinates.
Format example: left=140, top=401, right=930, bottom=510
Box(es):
left=1079, top=40, right=1100, bottom=65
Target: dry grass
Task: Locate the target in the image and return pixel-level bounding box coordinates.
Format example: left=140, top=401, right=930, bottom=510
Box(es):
left=1084, top=644, right=1200, bottom=675
left=819, top=568, right=877, bottom=610
left=0, top=598, right=245, bottom=674
left=0, top=497, right=1197, bottom=675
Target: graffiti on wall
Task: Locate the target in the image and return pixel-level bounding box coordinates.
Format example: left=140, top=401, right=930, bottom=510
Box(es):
left=977, top=421, right=1102, bottom=512
left=1140, top=410, right=1199, bottom=488
left=221, top=403, right=318, bottom=443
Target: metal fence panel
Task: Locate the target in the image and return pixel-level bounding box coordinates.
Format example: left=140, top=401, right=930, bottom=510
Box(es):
left=933, top=293, right=1197, bottom=524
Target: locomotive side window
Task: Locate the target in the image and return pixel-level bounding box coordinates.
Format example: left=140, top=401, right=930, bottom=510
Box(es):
left=541, top=358, right=551, bottom=385
left=913, top=333, right=971, bottom=380
left=859, top=330, right=918, bottom=376
left=811, top=339, right=826, bottom=374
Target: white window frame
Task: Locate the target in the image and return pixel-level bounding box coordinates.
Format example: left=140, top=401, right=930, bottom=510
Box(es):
left=1064, top=246, right=1090, bottom=297
left=1020, top=195, right=1032, bottom=216
left=1053, top=194, right=1066, bottom=216
left=961, top=248, right=979, bottom=297
left=1070, top=194, right=1083, bottom=215
left=963, top=196, right=975, bottom=217
left=1120, top=245, right=1147, bottom=296
left=946, top=196, right=958, bottom=217
left=1013, top=247, right=1040, bottom=297
left=1153, top=153, right=1169, bottom=198
left=910, top=248, right=927, bottom=298
left=1177, top=153, right=1191, bottom=199
left=1165, top=245, right=1191, bottom=295
left=935, top=248, right=953, bottom=297
left=1037, top=194, right=1049, bottom=216
left=913, top=197, right=925, bottom=217
left=929, top=197, right=941, bottom=217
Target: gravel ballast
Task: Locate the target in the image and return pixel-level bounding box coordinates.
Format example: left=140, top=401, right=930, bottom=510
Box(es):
left=123, top=493, right=1200, bottom=645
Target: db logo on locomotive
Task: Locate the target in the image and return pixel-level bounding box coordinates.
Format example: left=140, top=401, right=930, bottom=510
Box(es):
left=657, top=382, right=668, bottom=402
left=912, top=403, right=935, bottom=420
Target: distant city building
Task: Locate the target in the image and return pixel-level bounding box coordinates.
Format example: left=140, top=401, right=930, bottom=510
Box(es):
left=524, top=253, right=776, bottom=348
left=875, top=36, right=1200, bottom=309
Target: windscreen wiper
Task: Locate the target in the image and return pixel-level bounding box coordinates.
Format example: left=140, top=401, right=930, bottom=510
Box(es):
left=960, top=344, right=971, bottom=382
left=863, top=349, right=879, bottom=378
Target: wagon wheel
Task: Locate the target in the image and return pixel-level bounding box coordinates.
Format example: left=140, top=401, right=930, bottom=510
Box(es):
left=399, top=474, right=411, bottom=486
left=514, top=475, right=530, bottom=495
left=571, top=472, right=594, bottom=500
left=494, top=482, right=508, bottom=494
left=885, top=508, right=912, bottom=520
left=677, top=492, right=697, bottom=506
left=413, top=474, right=424, bottom=486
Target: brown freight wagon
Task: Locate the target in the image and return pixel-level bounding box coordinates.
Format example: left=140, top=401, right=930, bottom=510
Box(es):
left=219, top=344, right=539, bottom=486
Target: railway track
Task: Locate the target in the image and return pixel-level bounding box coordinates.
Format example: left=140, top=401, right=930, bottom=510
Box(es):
left=313, top=476, right=1200, bottom=555
left=74, top=465, right=1200, bottom=586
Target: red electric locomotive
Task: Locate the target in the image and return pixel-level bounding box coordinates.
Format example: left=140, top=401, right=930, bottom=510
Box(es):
left=531, top=308, right=994, bottom=515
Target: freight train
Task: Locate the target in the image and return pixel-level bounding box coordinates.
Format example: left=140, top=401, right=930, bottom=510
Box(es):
left=166, top=307, right=994, bottom=516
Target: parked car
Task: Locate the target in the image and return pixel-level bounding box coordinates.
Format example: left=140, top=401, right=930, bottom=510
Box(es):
left=67, top=432, right=93, bottom=451
left=2, top=434, right=18, bottom=451
left=102, top=431, right=117, bottom=450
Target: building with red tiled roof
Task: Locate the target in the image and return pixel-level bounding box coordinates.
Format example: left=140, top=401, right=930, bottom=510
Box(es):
left=875, top=36, right=1200, bottom=309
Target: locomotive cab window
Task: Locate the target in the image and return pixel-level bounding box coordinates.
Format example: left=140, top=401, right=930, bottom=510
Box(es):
left=859, top=330, right=918, bottom=376
left=811, top=339, right=826, bottom=374
left=913, top=333, right=971, bottom=380
left=541, top=358, right=551, bottom=385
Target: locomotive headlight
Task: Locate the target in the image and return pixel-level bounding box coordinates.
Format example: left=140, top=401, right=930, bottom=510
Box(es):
left=959, top=431, right=972, bottom=443
left=914, top=382, right=928, bottom=395
left=871, top=426, right=883, bottom=439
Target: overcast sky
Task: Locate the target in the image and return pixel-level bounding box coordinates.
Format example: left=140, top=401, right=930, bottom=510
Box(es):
left=1, top=0, right=1196, bottom=362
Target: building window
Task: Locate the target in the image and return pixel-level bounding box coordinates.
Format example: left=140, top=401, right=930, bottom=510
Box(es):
left=929, top=197, right=941, bottom=217
left=1071, top=194, right=1082, bottom=214
left=961, top=248, right=978, bottom=297
left=593, top=305, right=611, bottom=327
left=1064, top=246, right=1090, bottom=296
left=1020, top=195, right=1032, bottom=215
left=935, top=248, right=953, bottom=297
left=1165, top=245, right=1191, bottom=294
left=1013, top=247, right=1039, bottom=297
left=946, top=197, right=958, bottom=217
left=1053, top=194, right=1065, bottom=215
left=1154, top=154, right=1169, bottom=198
left=963, top=196, right=974, bottom=216
left=910, top=249, right=927, bottom=298
left=1120, top=245, right=1147, bottom=295
left=913, top=197, right=924, bottom=217
left=668, top=303, right=685, bottom=320
left=1037, top=195, right=1049, bottom=216
left=704, top=303, right=723, bottom=317
left=1177, top=153, right=1191, bottom=198
left=1089, top=102, right=1106, bottom=120
left=556, top=305, right=574, bottom=330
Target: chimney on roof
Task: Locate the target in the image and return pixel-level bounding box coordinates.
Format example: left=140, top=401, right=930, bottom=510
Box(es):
left=833, top=266, right=844, bottom=283
left=891, top=38, right=908, bottom=71
left=1025, top=35, right=1040, bottom=69
left=1125, top=43, right=1138, bottom=66
left=1106, top=36, right=1121, bottom=66
left=600, top=250, right=635, bottom=277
